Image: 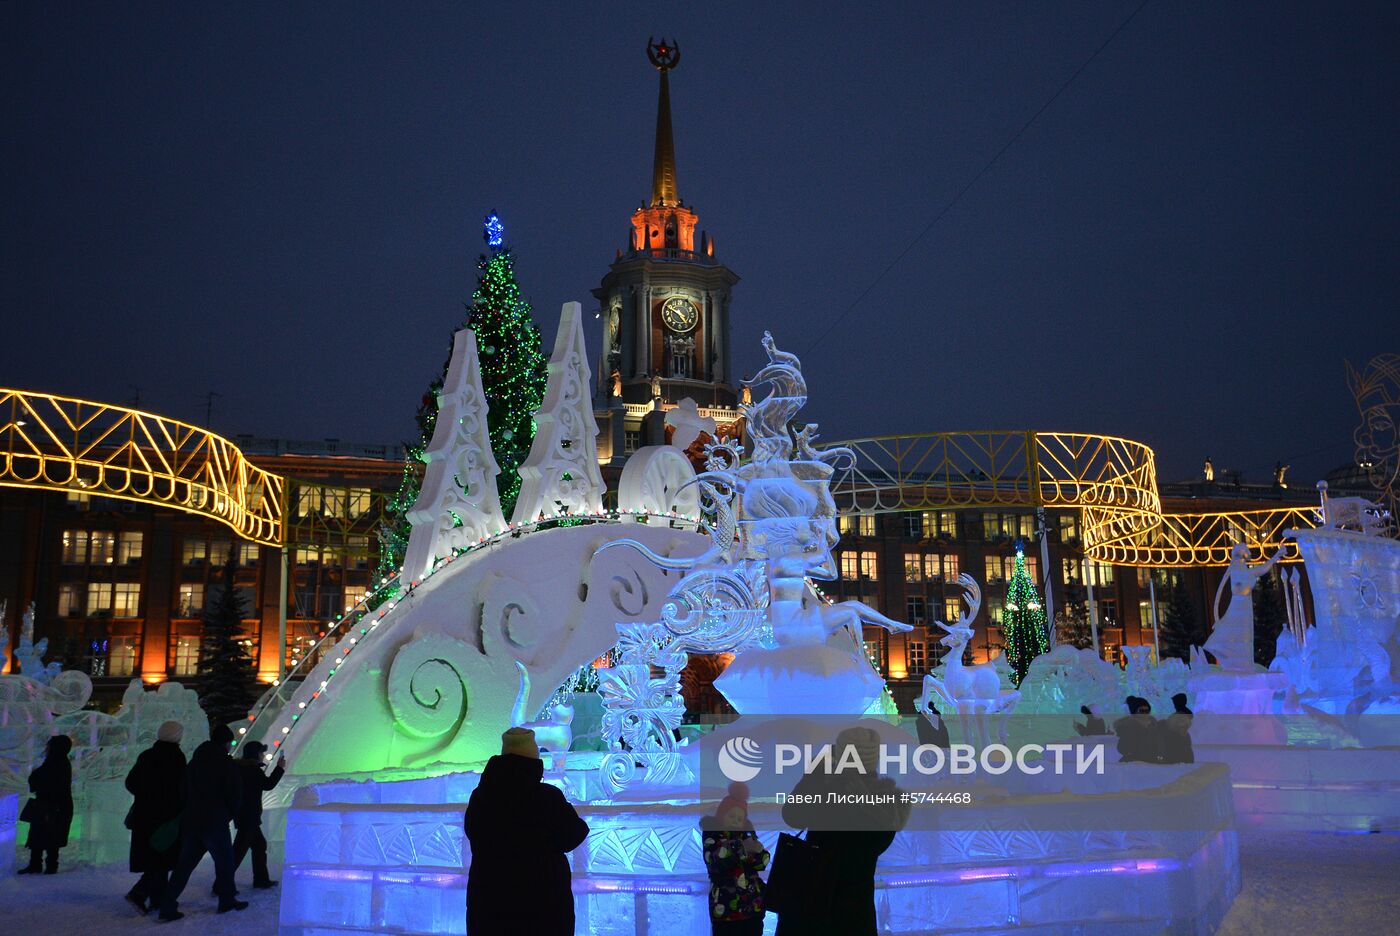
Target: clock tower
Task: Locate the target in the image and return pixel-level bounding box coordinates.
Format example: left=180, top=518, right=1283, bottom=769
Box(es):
left=594, top=39, right=741, bottom=462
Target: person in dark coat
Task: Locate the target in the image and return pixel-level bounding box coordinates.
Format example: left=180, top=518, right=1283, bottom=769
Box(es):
left=915, top=700, right=950, bottom=749
left=1074, top=704, right=1108, bottom=736
left=231, top=741, right=286, bottom=889
left=1159, top=693, right=1195, bottom=764
left=464, top=727, right=589, bottom=935
left=1113, top=697, right=1162, bottom=763
left=775, top=727, right=910, bottom=936
left=19, top=735, right=74, bottom=875
left=157, top=724, right=247, bottom=921
left=123, top=720, right=187, bottom=911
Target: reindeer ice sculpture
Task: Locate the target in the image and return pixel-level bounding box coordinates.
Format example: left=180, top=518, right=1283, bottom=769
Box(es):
left=919, top=574, right=1020, bottom=748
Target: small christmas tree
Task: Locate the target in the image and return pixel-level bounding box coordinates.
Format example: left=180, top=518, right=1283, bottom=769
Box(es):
left=377, top=213, right=548, bottom=579
left=197, top=555, right=259, bottom=729
left=1002, top=541, right=1049, bottom=686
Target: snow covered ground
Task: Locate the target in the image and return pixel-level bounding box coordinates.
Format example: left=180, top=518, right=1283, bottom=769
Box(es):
left=3, top=829, right=1398, bottom=934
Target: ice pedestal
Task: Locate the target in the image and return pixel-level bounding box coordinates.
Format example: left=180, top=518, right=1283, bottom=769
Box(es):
left=713, top=644, right=885, bottom=714
left=0, top=793, right=16, bottom=876
left=1189, top=670, right=1287, bottom=744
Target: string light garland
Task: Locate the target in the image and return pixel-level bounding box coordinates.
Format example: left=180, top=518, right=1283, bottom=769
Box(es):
left=1002, top=539, right=1049, bottom=686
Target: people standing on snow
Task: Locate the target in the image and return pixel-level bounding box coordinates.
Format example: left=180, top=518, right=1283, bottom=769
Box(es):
left=775, top=726, right=910, bottom=935
left=231, top=741, right=286, bottom=890
left=701, top=782, right=770, bottom=935
left=464, top=727, right=589, bottom=936
left=157, top=724, right=246, bottom=920
left=18, top=734, right=74, bottom=875
left=123, top=720, right=187, bottom=912
left=1159, top=693, right=1195, bottom=764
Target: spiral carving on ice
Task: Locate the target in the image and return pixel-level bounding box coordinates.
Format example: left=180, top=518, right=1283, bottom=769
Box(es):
left=387, top=634, right=472, bottom=739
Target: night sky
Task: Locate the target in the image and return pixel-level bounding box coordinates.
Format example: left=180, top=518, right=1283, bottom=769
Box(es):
left=5, top=2, right=1397, bottom=484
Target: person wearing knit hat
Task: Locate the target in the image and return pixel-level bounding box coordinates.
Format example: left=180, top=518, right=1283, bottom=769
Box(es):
left=701, top=781, right=769, bottom=935
left=500, top=726, right=540, bottom=759
left=464, top=724, right=588, bottom=935
left=124, top=723, right=189, bottom=912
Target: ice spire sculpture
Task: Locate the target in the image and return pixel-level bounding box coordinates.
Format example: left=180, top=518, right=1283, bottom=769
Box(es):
left=402, top=328, right=507, bottom=582
left=513, top=301, right=605, bottom=521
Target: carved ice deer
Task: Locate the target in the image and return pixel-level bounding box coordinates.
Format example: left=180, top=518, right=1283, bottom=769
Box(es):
left=920, top=574, right=1017, bottom=747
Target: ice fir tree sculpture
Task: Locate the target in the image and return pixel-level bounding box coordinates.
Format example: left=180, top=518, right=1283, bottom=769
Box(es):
left=401, top=328, right=507, bottom=582
left=378, top=213, right=547, bottom=577
left=513, top=302, right=605, bottom=521
left=1003, top=540, right=1049, bottom=686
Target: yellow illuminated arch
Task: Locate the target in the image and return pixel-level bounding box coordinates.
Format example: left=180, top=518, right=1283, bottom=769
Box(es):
left=0, top=388, right=283, bottom=545
left=828, top=431, right=1317, bottom=567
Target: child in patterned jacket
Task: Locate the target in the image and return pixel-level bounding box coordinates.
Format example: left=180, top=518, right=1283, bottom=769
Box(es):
left=700, top=782, right=770, bottom=935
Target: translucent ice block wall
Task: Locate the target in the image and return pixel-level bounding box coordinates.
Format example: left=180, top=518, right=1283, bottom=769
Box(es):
left=282, top=765, right=1242, bottom=935
left=1, top=793, right=16, bottom=876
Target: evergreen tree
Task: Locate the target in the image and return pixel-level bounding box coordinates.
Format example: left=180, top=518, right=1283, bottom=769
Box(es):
left=377, top=213, right=548, bottom=579
left=197, top=554, right=259, bottom=729
left=1160, top=577, right=1200, bottom=661
left=1253, top=570, right=1288, bottom=667
left=1002, top=542, right=1049, bottom=686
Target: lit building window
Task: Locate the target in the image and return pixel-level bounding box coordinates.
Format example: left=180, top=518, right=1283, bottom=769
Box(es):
left=903, top=553, right=924, bottom=582
left=1087, top=561, right=1115, bottom=587
left=859, top=515, right=876, bottom=537
left=178, top=584, right=205, bottom=617
left=344, top=585, right=368, bottom=612
left=863, top=639, right=885, bottom=673
left=1058, top=514, right=1079, bottom=540
left=987, top=597, right=1004, bottom=625
left=907, top=639, right=927, bottom=676
left=1025, top=556, right=1039, bottom=583
left=934, top=511, right=957, bottom=538
left=348, top=488, right=373, bottom=517
left=182, top=538, right=208, bottom=565
left=985, top=556, right=1008, bottom=584
left=210, top=540, right=233, bottom=566
left=858, top=551, right=878, bottom=580
left=944, top=597, right=964, bottom=622
left=90, top=531, right=116, bottom=564
left=239, top=542, right=260, bottom=566
left=940, top=554, right=960, bottom=579
left=66, top=491, right=90, bottom=506
left=87, top=582, right=114, bottom=613
left=839, top=552, right=859, bottom=580
left=62, top=530, right=89, bottom=564
left=118, top=531, right=143, bottom=564
left=172, top=636, right=201, bottom=676
left=109, top=636, right=138, bottom=678
left=113, top=583, right=142, bottom=617
left=295, top=546, right=320, bottom=566
left=58, top=583, right=82, bottom=617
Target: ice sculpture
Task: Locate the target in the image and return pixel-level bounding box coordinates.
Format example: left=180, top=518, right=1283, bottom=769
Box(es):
left=663, top=396, right=715, bottom=451
left=920, top=574, right=1019, bottom=746
left=600, top=331, right=910, bottom=733
left=514, top=301, right=605, bottom=521
left=615, top=445, right=699, bottom=516
left=1204, top=542, right=1288, bottom=672
left=510, top=660, right=573, bottom=770
left=1347, top=352, right=1400, bottom=527
left=13, top=603, right=62, bottom=685
left=402, top=327, right=507, bottom=583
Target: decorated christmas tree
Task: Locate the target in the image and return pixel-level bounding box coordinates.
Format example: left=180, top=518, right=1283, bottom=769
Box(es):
left=1002, top=540, right=1049, bottom=686
left=196, top=555, right=260, bottom=729
left=377, top=213, right=547, bottom=579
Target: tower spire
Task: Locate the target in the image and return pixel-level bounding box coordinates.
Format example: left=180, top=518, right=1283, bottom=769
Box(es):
left=647, top=37, right=681, bottom=208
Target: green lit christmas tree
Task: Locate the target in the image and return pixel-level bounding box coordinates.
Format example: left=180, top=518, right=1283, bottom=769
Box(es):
left=377, top=213, right=547, bottom=580
left=1002, top=540, right=1049, bottom=686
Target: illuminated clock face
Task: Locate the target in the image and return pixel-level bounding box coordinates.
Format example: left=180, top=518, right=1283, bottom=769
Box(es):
left=661, top=297, right=698, bottom=333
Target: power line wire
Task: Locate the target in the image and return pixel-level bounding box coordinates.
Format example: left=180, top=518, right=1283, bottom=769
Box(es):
left=798, top=0, right=1152, bottom=357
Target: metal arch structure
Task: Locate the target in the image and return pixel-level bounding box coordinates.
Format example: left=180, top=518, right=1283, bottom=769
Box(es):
left=827, top=430, right=1318, bottom=567
left=0, top=388, right=284, bottom=545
